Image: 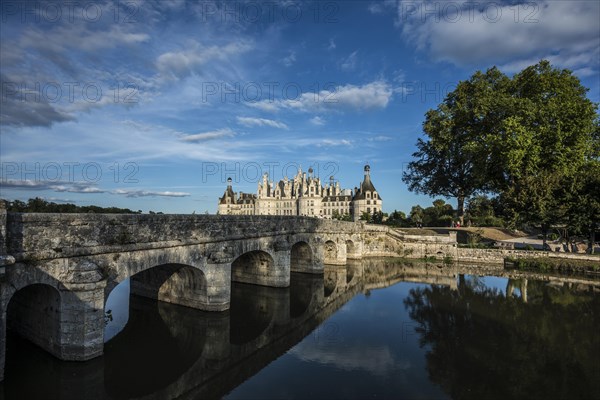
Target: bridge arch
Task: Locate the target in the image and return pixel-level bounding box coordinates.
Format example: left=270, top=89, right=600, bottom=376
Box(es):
left=232, top=250, right=276, bottom=287
left=104, top=247, right=206, bottom=299
left=103, top=246, right=230, bottom=312
left=5, top=284, right=62, bottom=360
left=346, top=239, right=361, bottom=259
left=290, top=241, right=313, bottom=273
left=128, top=263, right=209, bottom=310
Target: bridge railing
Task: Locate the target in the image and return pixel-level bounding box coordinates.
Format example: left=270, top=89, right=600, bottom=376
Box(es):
left=4, top=213, right=369, bottom=261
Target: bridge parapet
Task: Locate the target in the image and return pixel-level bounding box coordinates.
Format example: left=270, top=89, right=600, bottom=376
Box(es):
left=5, top=214, right=327, bottom=261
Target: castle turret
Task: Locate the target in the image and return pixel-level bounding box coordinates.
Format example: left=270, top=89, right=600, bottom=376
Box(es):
left=218, top=177, right=237, bottom=215
left=352, top=164, right=382, bottom=221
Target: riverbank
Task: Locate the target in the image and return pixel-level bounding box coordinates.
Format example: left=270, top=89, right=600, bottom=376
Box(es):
left=453, top=247, right=599, bottom=265
left=504, top=256, right=600, bottom=274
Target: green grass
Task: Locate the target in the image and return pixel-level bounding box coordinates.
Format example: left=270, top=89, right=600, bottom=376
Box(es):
left=504, top=257, right=600, bottom=273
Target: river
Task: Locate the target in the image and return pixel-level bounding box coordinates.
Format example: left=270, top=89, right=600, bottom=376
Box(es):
left=2, top=259, right=599, bottom=399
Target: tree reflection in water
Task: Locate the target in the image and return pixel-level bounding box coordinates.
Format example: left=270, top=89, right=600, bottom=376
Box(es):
left=404, top=276, right=600, bottom=400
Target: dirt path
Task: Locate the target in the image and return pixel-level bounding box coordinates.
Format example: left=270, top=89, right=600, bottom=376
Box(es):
left=400, top=227, right=526, bottom=241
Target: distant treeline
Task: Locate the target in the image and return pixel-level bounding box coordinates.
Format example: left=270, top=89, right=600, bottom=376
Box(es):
left=5, top=197, right=141, bottom=214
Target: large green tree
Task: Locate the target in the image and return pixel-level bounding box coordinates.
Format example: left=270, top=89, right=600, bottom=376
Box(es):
left=560, top=160, right=600, bottom=251
left=403, top=67, right=511, bottom=225
left=404, top=61, right=599, bottom=242
left=491, top=61, right=598, bottom=243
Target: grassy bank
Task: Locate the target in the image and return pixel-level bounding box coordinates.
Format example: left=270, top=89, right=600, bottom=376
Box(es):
left=504, top=257, right=600, bottom=274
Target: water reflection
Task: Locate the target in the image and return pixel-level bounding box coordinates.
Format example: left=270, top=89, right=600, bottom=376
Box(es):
left=104, top=296, right=207, bottom=399
left=104, top=279, right=130, bottom=342
left=404, top=274, right=600, bottom=400
left=2, top=260, right=599, bottom=400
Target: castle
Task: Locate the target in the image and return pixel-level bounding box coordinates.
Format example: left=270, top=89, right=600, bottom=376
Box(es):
left=218, top=165, right=382, bottom=221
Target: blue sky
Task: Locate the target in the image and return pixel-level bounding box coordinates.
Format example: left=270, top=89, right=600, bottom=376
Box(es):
left=1, top=0, right=599, bottom=213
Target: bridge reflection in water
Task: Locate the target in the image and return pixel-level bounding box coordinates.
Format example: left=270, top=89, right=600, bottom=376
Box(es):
left=2, top=259, right=600, bottom=400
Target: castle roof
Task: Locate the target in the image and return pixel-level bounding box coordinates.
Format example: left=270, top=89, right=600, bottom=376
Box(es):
left=352, top=171, right=381, bottom=201
left=219, top=186, right=236, bottom=204
left=237, top=193, right=256, bottom=204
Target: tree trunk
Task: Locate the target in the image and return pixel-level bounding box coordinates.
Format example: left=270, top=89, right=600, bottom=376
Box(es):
left=457, top=195, right=465, bottom=226
left=590, top=221, right=597, bottom=254
left=541, top=223, right=548, bottom=251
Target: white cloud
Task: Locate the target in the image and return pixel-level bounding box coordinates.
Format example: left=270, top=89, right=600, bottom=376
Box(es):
left=179, top=128, right=236, bottom=142
left=54, top=184, right=105, bottom=194
left=156, top=41, right=252, bottom=80
left=392, top=69, right=406, bottom=83
left=309, top=116, right=326, bottom=126
left=368, top=0, right=395, bottom=14
left=368, top=3, right=384, bottom=14
left=0, top=180, right=187, bottom=198
left=341, top=51, right=359, bottom=71
left=21, top=23, right=150, bottom=54
left=396, top=0, right=600, bottom=75
left=281, top=51, right=297, bottom=67
left=317, top=139, right=352, bottom=147
left=290, top=342, right=402, bottom=376
left=237, top=117, right=288, bottom=129
left=112, top=189, right=190, bottom=198
left=1, top=179, right=104, bottom=193
left=368, top=135, right=393, bottom=142
left=247, top=80, right=393, bottom=113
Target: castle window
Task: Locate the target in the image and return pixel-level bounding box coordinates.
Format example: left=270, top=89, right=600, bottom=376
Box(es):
left=367, top=192, right=371, bottom=199
left=367, top=200, right=370, bottom=205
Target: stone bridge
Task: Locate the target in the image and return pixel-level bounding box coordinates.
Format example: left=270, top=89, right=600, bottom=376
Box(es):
left=0, top=211, right=424, bottom=381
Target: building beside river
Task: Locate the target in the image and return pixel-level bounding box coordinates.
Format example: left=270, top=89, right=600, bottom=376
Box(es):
left=218, top=165, right=382, bottom=221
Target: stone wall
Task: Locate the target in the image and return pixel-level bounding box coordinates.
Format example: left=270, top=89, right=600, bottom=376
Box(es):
left=6, top=212, right=595, bottom=270
left=454, top=247, right=599, bottom=264
left=5, top=214, right=325, bottom=261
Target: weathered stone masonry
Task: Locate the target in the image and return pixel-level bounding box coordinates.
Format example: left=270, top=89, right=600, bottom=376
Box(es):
left=0, top=212, right=597, bottom=382
left=0, top=213, right=398, bottom=381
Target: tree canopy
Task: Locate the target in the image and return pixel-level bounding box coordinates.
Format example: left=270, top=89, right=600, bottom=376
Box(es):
left=5, top=197, right=140, bottom=214
left=403, top=60, right=599, bottom=245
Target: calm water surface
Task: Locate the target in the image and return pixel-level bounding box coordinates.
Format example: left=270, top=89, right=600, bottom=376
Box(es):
left=2, top=259, right=599, bottom=399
